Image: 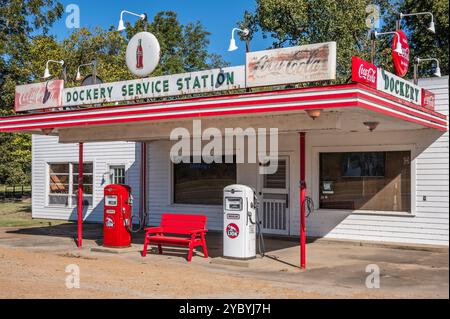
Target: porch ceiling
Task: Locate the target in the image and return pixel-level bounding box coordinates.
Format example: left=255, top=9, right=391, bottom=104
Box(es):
left=0, top=83, right=447, bottom=141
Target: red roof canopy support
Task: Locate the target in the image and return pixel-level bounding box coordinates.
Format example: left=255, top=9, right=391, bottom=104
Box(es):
left=78, top=142, right=83, bottom=249
left=299, top=132, right=306, bottom=269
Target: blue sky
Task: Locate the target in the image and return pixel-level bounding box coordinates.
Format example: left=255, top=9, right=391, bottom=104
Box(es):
left=49, top=0, right=274, bottom=66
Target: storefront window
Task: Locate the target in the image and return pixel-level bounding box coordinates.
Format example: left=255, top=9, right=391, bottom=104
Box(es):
left=48, top=162, right=93, bottom=207
left=319, top=151, right=411, bottom=212
left=173, top=158, right=236, bottom=205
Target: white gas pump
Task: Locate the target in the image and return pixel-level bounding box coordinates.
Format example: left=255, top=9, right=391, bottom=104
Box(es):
left=223, top=184, right=256, bottom=259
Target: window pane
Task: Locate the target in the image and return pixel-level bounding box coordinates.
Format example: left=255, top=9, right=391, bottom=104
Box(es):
left=263, top=159, right=287, bottom=189
left=319, top=151, right=411, bottom=212
left=110, top=166, right=126, bottom=184
left=49, top=195, right=69, bottom=206
left=49, top=183, right=69, bottom=194
left=174, top=158, right=236, bottom=205
left=73, top=163, right=93, bottom=174
left=72, top=184, right=93, bottom=194
left=49, top=164, right=69, bottom=174
left=72, top=175, right=93, bottom=184
left=50, top=174, right=69, bottom=184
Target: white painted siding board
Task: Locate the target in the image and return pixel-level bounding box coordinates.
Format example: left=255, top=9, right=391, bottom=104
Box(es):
left=32, top=134, right=140, bottom=223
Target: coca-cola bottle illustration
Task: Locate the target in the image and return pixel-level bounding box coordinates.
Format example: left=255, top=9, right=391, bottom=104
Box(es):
left=136, top=39, right=144, bottom=69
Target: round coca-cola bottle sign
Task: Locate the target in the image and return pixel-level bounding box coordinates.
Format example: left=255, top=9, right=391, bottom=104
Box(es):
left=392, top=29, right=410, bottom=77
left=126, top=32, right=160, bottom=78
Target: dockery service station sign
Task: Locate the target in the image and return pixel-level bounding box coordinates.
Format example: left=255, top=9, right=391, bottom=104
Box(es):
left=63, top=42, right=337, bottom=107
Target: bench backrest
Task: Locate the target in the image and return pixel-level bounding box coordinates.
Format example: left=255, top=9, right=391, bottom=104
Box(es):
left=160, top=214, right=207, bottom=235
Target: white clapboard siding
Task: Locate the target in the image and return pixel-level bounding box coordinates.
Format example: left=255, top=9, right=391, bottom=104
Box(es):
left=32, top=135, right=140, bottom=222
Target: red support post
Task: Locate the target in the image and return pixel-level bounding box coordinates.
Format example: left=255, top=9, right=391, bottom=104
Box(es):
left=139, top=142, right=147, bottom=225
left=299, top=132, right=306, bottom=269
left=77, top=142, right=83, bottom=248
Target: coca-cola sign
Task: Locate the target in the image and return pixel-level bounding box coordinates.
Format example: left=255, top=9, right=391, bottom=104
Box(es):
left=246, top=42, right=336, bottom=87
left=14, top=80, right=64, bottom=112
left=125, top=32, right=160, bottom=78
left=422, top=89, right=435, bottom=111
left=352, top=56, right=377, bottom=88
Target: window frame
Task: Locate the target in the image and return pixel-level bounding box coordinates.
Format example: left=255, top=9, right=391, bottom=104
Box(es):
left=109, top=165, right=126, bottom=185
left=311, top=144, right=416, bottom=216
left=46, top=161, right=94, bottom=208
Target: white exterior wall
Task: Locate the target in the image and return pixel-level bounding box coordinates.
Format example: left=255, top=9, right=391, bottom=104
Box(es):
left=31, top=135, right=140, bottom=222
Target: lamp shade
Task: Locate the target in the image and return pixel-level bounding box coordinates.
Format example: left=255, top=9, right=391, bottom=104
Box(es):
left=434, top=66, right=441, bottom=77
left=428, top=21, right=435, bottom=33
left=117, top=19, right=125, bottom=31
left=305, top=109, right=322, bottom=120
left=76, top=70, right=82, bottom=81
left=228, top=38, right=238, bottom=52
left=43, top=68, right=51, bottom=79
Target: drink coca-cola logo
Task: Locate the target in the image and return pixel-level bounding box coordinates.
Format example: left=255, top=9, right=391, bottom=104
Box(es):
left=15, top=80, right=63, bottom=112
left=358, top=64, right=377, bottom=84
left=351, top=56, right=377, bottom=88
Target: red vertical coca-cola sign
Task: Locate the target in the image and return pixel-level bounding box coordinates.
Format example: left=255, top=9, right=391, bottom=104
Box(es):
left=351, top=56, right=377, bottom=88
left=14, top=80, right=64, bottom=112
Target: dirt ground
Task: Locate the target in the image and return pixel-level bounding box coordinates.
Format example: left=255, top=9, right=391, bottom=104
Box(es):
left=0, top=223, right=448, bottom=299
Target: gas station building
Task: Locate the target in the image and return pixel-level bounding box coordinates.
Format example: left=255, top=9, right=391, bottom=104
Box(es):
left=1, top=41, right=449, bottom=268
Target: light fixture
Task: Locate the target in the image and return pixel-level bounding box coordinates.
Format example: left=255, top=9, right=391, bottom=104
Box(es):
left=399, top=12, right=435, bottom=34
left=41, top=128, right=54, bottom=135
left=117, top=10, right=147, bottom=31
left=415, top=57, right=441, bottom=80
left=374, top=31, right=403, bottom=54
left=305, top=109, right=322, bottom=120
left=75, top=61, right=97, bottom=82
left=43, top=60, right=64, bottom=79
left=363, top=121, right=379, bottom=132
left=228, top=28, right=249, bottom=52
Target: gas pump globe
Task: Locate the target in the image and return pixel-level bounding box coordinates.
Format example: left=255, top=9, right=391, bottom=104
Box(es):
left=223, top=184, right=256, bottom=259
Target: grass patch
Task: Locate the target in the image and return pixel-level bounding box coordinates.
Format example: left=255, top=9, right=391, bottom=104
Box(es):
left=0, top=200, right=67, bottom=227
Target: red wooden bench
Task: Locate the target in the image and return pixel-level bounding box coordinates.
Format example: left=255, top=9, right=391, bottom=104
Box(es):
left=141, top=214, right=208, bottom=262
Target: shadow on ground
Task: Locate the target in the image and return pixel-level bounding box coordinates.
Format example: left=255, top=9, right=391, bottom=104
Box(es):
left=6, top=222, right=308, bottom=262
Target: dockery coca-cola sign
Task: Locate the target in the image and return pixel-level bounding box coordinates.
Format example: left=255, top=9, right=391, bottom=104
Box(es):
left=14, top=80, right=64, bottom=112
left=351, top=56, right=434, bottom=108
left=352, top=56, right=377, bottom=88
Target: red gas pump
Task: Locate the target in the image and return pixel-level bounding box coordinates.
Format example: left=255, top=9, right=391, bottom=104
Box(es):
left=103, top=184, right=133, bottom=248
